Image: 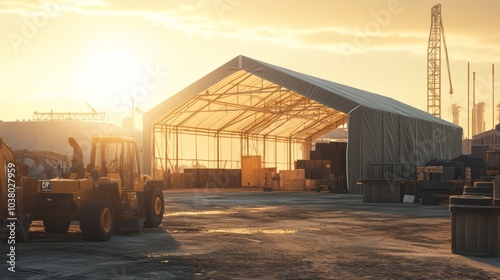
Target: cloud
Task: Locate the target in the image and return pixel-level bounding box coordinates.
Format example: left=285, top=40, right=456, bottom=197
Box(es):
left=1, top=0, right=499, bottom=61
left=0, top=0, right=109, bottom=15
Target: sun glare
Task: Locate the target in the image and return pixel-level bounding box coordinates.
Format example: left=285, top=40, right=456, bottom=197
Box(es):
left=83, top=49, right=142, bottom=99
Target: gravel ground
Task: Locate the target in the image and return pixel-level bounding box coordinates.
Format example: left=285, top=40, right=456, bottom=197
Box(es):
left=1, top=188, right=499, bottom=279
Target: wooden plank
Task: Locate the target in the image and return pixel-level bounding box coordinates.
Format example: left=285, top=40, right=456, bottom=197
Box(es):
left=487, top=214, right=499, bottom=257
left=496, top=215, right=500, bottom=257
left=305, top=179, right=316, bottom=190
left=475, top=214, right=487, bottom=253
left=361, top=180, right=401, bottom=203
left=378, top=183, right=388, bottom=203
left=451, top=213, right=457, bottom=252
left=452, top=210, right=500, bottom=257
left=464, top=213, right=476, bottom=252
left=389, top=181, right=401, bottom=203
left=494, top=179, right=500, bottom=199
left=282, top=179, right=305, bottom=191
left=362, top=183, right=371, bottom=203
left=456, top=213, right=465, bottom=252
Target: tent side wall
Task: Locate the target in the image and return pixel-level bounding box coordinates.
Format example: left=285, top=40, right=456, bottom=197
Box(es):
left=144, top=55, right=464, bottom=184
left=347, top=107, right=380, bottom=193
left=347, top=106, right=463, bottom=193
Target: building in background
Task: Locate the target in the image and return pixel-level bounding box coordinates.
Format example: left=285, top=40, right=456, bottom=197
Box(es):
left=0, top=120, right=142, bottom=172
left=474, top=102, right=485, bottom=135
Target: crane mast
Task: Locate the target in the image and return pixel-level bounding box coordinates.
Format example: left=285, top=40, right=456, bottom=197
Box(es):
left=427, top=4, right=453, bottom=118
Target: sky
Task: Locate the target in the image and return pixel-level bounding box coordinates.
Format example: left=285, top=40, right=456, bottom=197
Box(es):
left=1, top=0, right=499, bottom=138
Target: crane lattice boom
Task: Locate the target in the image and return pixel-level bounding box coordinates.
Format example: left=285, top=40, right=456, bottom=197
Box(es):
left=427, top=4, right=453, bottom=118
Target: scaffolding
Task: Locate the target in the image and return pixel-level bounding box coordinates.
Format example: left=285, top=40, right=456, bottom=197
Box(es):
left=150, top=70, right=347, bottom=177
left=33, top=110, right=108, bottom=121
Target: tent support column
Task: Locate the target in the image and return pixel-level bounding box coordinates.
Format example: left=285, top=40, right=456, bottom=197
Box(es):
left=302, top=139, right=311, bottom=160
left=246, top=134, right=249, bottom=155
left=381, top=116, right=384, bottom=163
left=275, top=136, right=277, bottom=169
left=195, top=130, right=198, bottom=167
left=164, top=125, right=168, bottom=173
left=152, top=124, right=156, bottom=178
left=288, top=137, right=292, bottom=170
left=175, top=126, right=179, bottom=172
left=216, top=132, right=220, bottom=169
left=240, top=133, right=243, bottom=160
left=160, top=125, right=166, bottom=175
left=167, top=124, right=171, bottom=171
left=263, top=135, right=266, bottom=168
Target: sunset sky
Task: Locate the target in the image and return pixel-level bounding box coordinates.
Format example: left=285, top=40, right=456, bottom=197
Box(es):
left=1, top=0, right=499, bottom=138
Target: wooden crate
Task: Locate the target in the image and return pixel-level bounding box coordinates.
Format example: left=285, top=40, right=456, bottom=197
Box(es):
left=170, top=173, right=194, bottom=189
left=241, top=156, right=262, bottom=186
left=362, top=179, right=401, bottom=203
left=254, top=167, right=277, bottom=187
left=417, top=166, right=425, bottom=181
left=424, top=166, right=443, bottom=173
left=282, top=179, right=305, bottom=191
left=279, top=169, right=305, bottom=180
left=266, top=172, right=275, bottom=188
left=450, top=206, right=500, bottom=257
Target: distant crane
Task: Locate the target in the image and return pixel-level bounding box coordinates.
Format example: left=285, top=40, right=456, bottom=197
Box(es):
left=427, top=3, right=453, bottom=118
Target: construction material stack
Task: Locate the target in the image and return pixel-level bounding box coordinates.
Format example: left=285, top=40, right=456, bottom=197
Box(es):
left=448, top=180, right=500, bottom=257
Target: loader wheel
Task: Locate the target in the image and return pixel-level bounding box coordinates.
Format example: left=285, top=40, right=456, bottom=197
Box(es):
left=80, top=200, right=114, bottom=241
left=16, top=214, right=31, bottom=242
left=144, top=188, right=164, bottom=228
left=44, top=217, right=71, bottom=234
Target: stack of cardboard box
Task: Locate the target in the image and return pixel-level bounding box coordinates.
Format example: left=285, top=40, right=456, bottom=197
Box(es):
left=280, top=169, right=306, bottom=191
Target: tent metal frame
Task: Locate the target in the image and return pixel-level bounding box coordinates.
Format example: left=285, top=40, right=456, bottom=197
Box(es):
left=151, top=71, right=347, bottom=176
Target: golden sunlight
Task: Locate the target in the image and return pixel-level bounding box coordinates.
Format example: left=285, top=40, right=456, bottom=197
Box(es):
left=82, top=49, right=142, bottom=98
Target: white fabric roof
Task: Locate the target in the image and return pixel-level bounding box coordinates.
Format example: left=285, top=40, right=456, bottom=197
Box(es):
left=145, top=55, right=463, bottom=191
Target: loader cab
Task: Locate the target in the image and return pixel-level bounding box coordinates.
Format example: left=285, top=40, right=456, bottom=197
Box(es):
left=88, top=137, right=142, bottom=191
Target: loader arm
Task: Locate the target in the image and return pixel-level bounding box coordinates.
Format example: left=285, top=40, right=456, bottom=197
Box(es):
left=1, top=138, right=16, bottom=220
left=1, top=138, right=30, bottom=241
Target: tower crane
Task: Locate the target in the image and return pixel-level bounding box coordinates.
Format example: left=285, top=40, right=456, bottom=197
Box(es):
left=427, top=3, right=453, bottom=118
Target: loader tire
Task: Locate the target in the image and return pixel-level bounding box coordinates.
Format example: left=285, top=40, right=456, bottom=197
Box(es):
left=80, top=200, right=114, bottom=241
left=17, top=214, right=31, bottom=242
left=144, top=188, right=164, bottom=228
left=44, top=217, right=71, bottom=234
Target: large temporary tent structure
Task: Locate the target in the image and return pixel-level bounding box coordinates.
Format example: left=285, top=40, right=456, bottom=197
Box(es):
left=144, top=55, right=462, bottom=191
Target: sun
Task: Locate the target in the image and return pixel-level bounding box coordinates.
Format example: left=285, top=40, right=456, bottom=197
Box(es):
left=83, top=49, right=142, bottom=99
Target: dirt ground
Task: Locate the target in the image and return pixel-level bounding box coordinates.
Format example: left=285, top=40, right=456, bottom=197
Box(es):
left=2, top=188, right=499, bottom=279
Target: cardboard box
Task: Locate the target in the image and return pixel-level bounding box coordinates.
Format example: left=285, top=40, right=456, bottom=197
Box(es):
left=424, top=166, right=436, bottom=173
left=282, top=178, right=305, bottom=191
left=279, top=169, right=305, bottom=180
left=241, top=156, right=262, bottom=186
left=417, top=166, right=424, bottom=181
left=170, top=173, right=194, bottom=189
left=424, top=166, right=443, bottom=173
left=254, top=167, right=277, bottom=187
left=306, top=179, right=317, bottom=190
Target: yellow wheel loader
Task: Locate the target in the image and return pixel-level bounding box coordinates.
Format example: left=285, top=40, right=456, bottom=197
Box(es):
left=30, top=136, right=165, bottom=241
left=0, top=139, right=30, bottom=242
